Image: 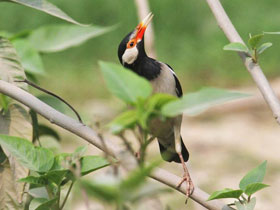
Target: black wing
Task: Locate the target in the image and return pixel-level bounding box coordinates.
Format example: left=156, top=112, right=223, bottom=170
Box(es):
left=165, top=63, right=183, bottom=98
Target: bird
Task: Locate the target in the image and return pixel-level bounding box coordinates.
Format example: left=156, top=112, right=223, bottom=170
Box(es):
left=117, top=13, right=194, bottom=197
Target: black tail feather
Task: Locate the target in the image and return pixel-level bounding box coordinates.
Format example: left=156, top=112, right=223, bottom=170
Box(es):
left=158, top=137, right=189, bottom=163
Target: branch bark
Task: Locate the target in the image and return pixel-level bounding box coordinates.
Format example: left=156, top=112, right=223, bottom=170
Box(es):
left=134, top=0, right=157, bottom=58
left=0, top=80, right=231, bottom=210
left=206, top=0, right=280, bottom=124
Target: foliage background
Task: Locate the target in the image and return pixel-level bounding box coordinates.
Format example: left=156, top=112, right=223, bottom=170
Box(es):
left=0, top=0, right=279, bottom=209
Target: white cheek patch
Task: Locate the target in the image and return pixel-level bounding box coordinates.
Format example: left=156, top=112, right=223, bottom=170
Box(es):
left=122, top=47, right=138, bottom=65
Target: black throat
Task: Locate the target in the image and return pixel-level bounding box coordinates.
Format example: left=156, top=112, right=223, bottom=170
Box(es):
left=118, top=32, right=161, bottom=81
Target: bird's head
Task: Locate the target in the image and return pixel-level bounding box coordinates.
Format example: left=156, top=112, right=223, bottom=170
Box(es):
left=118, top=13, right=153, bottom=68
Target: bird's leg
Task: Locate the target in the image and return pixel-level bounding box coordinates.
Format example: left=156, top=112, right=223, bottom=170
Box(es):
left=176, top=152, right=194, bottom=198
left=174, top=116, right=194, bottom=199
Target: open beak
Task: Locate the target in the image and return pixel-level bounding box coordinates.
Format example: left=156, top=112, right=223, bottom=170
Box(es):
left=135, top=12, right=154, bottom=41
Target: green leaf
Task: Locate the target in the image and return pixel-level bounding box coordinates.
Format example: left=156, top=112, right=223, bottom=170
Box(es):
left=50, top=153, right=71, bottom=171
left=162, top=87, right=250, bottom=117
left=257, top=42, right=272, bottom=54
left=37, top=95, right=66, bottom=113
left=0, top=104, right=32, bottom=209
left=235, top=197, right=256, bottom=210
left=38, top=124, right=60, bottom=141
left=248, top=34, right=264, bottom=49
left=120, top=160, right=160, bottom=191
left=12, top=39, right=45, bottom=75
left=0, top=134, right=54, bottom=172
left=223, top=42, right=249, bottom=52
left=244, top=182, right=269, bottom=196
left=109, top=110, right=138, bottom=133
left=28, top=187, right=49, bottom=199
left=239, top=161, right=267, bottom=190
left=207, top=188, right=243, bottom=201
left=99, top=61, right=152, bottom=104
left=18, top=175, right=47, bottom=186
left=81, top=180, right=120, bottom=202
left=29, top=197, right=57, bottom=210
left=146, top=94, right=177, bottom=112
left=81, top=156, right=110, bottom=176
left=7, top=0, right=86, bottom=26
left=73, top=145, right=87, bottom=160
left=28, top=24, right=115, bottom=53
left=0, top=37, right=27, bottom=89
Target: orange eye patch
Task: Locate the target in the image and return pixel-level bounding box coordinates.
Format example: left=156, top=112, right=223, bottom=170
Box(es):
left=127, top=39, right=137, bottom=49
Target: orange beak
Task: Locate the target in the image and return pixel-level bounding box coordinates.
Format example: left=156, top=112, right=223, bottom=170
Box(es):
left=135, top=12, right=154, bottom=42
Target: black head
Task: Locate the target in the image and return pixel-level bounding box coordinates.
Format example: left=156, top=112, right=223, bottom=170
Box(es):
left=118, top=13, right=153, bottom=70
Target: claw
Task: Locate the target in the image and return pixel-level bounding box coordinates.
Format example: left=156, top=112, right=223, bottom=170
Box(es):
left=177, top=152, right=194, bottom=202
left=177, top=173, right=194, bottom=200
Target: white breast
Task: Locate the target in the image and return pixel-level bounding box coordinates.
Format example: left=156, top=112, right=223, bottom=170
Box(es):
left=150, top=63, right=177, bottom=96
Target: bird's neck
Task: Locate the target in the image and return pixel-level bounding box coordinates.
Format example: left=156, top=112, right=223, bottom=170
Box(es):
left=125, top=56, right=161, bottom=81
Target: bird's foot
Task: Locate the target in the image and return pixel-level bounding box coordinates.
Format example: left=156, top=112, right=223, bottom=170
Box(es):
left=177, top=172, right=194, bottom=203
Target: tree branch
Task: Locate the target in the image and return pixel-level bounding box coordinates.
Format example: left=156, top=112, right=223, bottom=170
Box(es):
left=206, top=0, right=280, bottom=124
left=0, top=80, right=231, bottom=210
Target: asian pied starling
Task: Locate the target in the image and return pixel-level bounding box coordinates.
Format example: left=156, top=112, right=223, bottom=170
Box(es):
left=118, top=13, right=194, bottom=197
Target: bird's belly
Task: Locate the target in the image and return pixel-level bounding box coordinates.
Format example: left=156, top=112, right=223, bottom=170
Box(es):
left=149, top=117, right=174, bottom=139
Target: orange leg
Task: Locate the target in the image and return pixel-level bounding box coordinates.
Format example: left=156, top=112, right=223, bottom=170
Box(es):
left=176, top=152, right=194, bottom=200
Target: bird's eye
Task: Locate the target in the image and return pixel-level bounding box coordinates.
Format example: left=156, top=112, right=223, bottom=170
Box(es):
left=127, top=40, right=136, bottom=48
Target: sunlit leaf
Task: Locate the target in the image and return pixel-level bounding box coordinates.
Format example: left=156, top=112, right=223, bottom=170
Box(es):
left=18, top=175, right=47, bottom=186
left=162, top=87, right=250, bottom=117
left=244, top=182, right=269, bottom=196
left=109, top=110, right=138, bottom=133
left=146, top=94, right=177, bottom=112
left=248, top=34, right=264, bottom=49
left=12, top=39, right=45, bottom=75
left=223, top=42, right=249, bottom=52
left=100, top=61, right=152, bottom=104
left=239, top=161, right=267, bottom=190
left=0, top=135, right=54, bottom=172
left=81, top=156, right=110, bottom=176
left=7, top=0, right=86, bottom=26
left=28, top=24, right=116, bottom=52
left=257, top=42, right=272, bottom=54
left=207, top=188, right=243, bottom=201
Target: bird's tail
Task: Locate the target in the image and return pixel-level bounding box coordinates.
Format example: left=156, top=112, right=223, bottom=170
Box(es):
left=157, top=136, right=189, bottom=163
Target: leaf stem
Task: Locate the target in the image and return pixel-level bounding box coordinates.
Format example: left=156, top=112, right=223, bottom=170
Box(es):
left=60, top=181, right=74, bottom=210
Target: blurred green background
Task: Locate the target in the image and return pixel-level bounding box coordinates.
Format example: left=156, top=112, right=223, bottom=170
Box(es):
left=1, top=0, right=280, bottom=104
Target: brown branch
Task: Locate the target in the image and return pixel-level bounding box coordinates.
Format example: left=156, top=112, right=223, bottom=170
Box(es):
left=205, top=0, right=280, bottom=124
left=0, top=80, right=232, bottom=210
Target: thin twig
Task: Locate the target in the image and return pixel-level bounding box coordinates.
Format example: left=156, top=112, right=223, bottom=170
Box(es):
left=60, top=181, right=74, bottom=210
left=0, top=80, right=232, bottom=210
left=205, top=0, right=280, bottom=124
left=15, top=79, right=83, bottom=123
left=119, top=133, right=136, bottom=158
